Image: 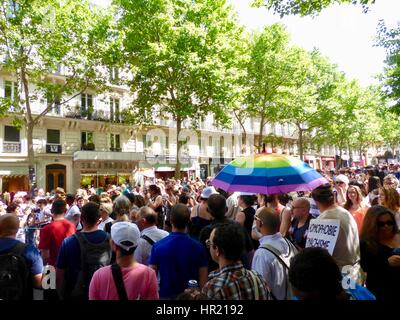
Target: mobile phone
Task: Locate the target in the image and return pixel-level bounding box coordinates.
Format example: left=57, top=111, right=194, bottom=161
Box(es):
left=392, top=248, right=400, bottom=256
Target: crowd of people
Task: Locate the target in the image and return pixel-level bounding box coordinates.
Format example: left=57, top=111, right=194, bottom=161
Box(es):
left=0, top=163, right=400, bottom=300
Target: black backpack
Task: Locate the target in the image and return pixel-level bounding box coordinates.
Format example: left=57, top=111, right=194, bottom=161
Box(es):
left=0, top=242, right=30, bottom=300
left=69, top=232, right=111, bottom=300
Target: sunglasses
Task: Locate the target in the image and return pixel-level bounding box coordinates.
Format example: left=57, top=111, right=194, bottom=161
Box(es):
left=335, top=181, right=345, bottom=185
left=205, top=239, right=216, bottom=249
left=377, top=220, right=395, bottom=228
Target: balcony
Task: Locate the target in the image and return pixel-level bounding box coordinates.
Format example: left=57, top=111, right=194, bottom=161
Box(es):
left=81, top=143, right=95, bottom=151
left=3, top=141, right=21, bottom=153
left=46, top=143, right=62, bottom=154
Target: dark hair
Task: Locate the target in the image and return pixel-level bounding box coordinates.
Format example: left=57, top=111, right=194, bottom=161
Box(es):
left=360, top=205, right=399, bottom=253
left=368, top=176, right=381, bottom=193
left=207, top=194, right=227, bottom=219
left=212, top=223, right=245, bottom=262
left=289, top=247, right=343, bottom=299
left=6, top=203, right=19, bottom=213
left=125, top=193, right=135, bottom=205
left=239, top=195, right=254, bottom=207
left=81, top=202, right=100, bottom=226
left=170, top=204, right=190, bottom=230
left=51, top=199, right=67, bottom=215
left=178, top=193, right=190, bottom=205
left=116, top=245, right=136, bottom=256
left=37, top=199, right=48, bottom=206
left=88, top=195, right=100, bottom=204
left=278, top=193, right=292, bottom=206
left=149, top=184, right=161, bottom=195
left=311, top=184, right=334, bottom=205
left=133, top=195, right=145, bottom=208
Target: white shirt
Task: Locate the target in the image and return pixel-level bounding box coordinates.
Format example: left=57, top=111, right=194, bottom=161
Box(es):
left=316, top=206, right=360, bottom=271
left=98, top=217, right=114, bottom=231
left=395, top=212, right=400, bottom=230
left=134, top=226, right=169, bottom=265
left=251, top=233, right=296, bottom=300
left=226, top=192, right=240, bottom=220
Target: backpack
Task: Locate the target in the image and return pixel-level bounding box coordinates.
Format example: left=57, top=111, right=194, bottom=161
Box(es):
left=70, top=232, right=111, bottom=300
left=0, top=242, right=30, bottom=300
left=259, top=237, right=298, bottom=300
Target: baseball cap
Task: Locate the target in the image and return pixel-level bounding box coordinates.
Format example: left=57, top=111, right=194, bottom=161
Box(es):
left=200, top=186, right=218, bottom=199
left=335, top=174, right=349, bottom=185
left=111, top=222, right=140, bottom=251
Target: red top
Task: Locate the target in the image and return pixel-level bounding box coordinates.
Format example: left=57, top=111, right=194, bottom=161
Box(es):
left=38, top=219, right=76, bottom=266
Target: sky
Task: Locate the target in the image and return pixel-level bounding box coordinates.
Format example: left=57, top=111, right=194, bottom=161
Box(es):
left=94, top=0, right=400, bottom=86
left=228, top=0, right=400, bottom=86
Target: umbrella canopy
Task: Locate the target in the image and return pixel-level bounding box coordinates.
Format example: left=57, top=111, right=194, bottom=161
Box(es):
left=211, top=153, right=328, bottom=194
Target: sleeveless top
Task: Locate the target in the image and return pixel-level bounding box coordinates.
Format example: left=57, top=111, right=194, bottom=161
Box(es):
left=189, top=205, right=212, bottom=240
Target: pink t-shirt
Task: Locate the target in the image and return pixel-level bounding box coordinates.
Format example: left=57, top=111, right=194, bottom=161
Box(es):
left=89, top=263, right=159, bottom=300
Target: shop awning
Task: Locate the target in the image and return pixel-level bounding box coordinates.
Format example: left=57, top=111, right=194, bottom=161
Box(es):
left=73, top=151, right=145, bottom=162
left=0, top=167, right=29, bottom=176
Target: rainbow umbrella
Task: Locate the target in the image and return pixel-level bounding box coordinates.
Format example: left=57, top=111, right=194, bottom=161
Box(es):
left=211, top=153, right=328, bottom=194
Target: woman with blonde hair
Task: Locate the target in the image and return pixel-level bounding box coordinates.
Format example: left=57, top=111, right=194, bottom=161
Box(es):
left=379, top=187, right=400, bottom=228
left=343, top=185, right=369, bottom=233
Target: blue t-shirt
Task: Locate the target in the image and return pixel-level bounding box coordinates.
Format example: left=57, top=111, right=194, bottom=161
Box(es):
left=0, top=237, right=43, bottom=275
left=56, top=230, right=108, bottom=290
left=149, top=232, right=208, bottom=299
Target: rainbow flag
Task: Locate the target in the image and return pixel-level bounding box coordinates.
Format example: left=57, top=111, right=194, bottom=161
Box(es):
left=211, top=153, right=328, bottom=194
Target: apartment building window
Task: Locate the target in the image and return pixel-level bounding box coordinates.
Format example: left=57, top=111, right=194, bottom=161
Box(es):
left=47, top=129, right=60, bottom=144
left=110, top=97, right=120, bottom=122
left=110, top=133, right=121, bottom=151
left=81, top=93, right=93, bottom=119
left=4, top=80, right=18, bottom=100
left=3, top=125, right=21, bottom=153
left=109, top=67, right=119, bottom=82
left=81, top=131, right=94, bottom=150
left=46, top=91, right=61, bottom=115
left=4, top=125, right=19, bottom=142
left=46, top=129, right=61, bottom=153
left=142, top=134, right=148, bottom=149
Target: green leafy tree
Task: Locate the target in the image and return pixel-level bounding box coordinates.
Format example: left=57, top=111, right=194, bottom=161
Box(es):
left=252, top=0, right=375, bottom=17
left=278, top=49, right=341, bottom=160
left=0, top=0, right=111, bottom=190
left=243, top=23, right=298, bottom=152
left=376, top=20, right=400, bottom=113
left=115, top=0, right=243, bottom=177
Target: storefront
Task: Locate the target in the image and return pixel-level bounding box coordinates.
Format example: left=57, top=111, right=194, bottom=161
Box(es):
left=0, top=167, right=29, bottom=192
left=321, top=156, right=336, bottom=170
left=73, top=151, right=145, bottom=190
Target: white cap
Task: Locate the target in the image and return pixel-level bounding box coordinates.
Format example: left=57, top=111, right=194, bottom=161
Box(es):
left=335, top=174, right=349, bottom=185
left=111, top=221, right=140, bottom=251
left=200, top=186, right=218, bottom=199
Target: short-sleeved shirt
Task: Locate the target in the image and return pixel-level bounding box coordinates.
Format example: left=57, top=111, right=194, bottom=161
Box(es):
left=38, top=219, right=76, bottom=266
left=0, top=237, right=43, bottom=275
left=89, top=263, right=159, bottom=300
left=149, top=232, right=208, bottom=299
left=56, top=230, right=109, bottom=293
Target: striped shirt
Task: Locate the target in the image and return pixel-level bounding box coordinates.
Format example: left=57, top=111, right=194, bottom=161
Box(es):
left=202, top=262, right=271, bottom=300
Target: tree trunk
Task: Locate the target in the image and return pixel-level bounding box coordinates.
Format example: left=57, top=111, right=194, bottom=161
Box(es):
left=21, top=67, right=36, bottom=194
left=258, top=115, right=265, bottom=153
left=174, top=116, right=182, bottom=179
left=338, top=148, right=343, bottom=169
left=298, top=125, right=304, bottom=161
